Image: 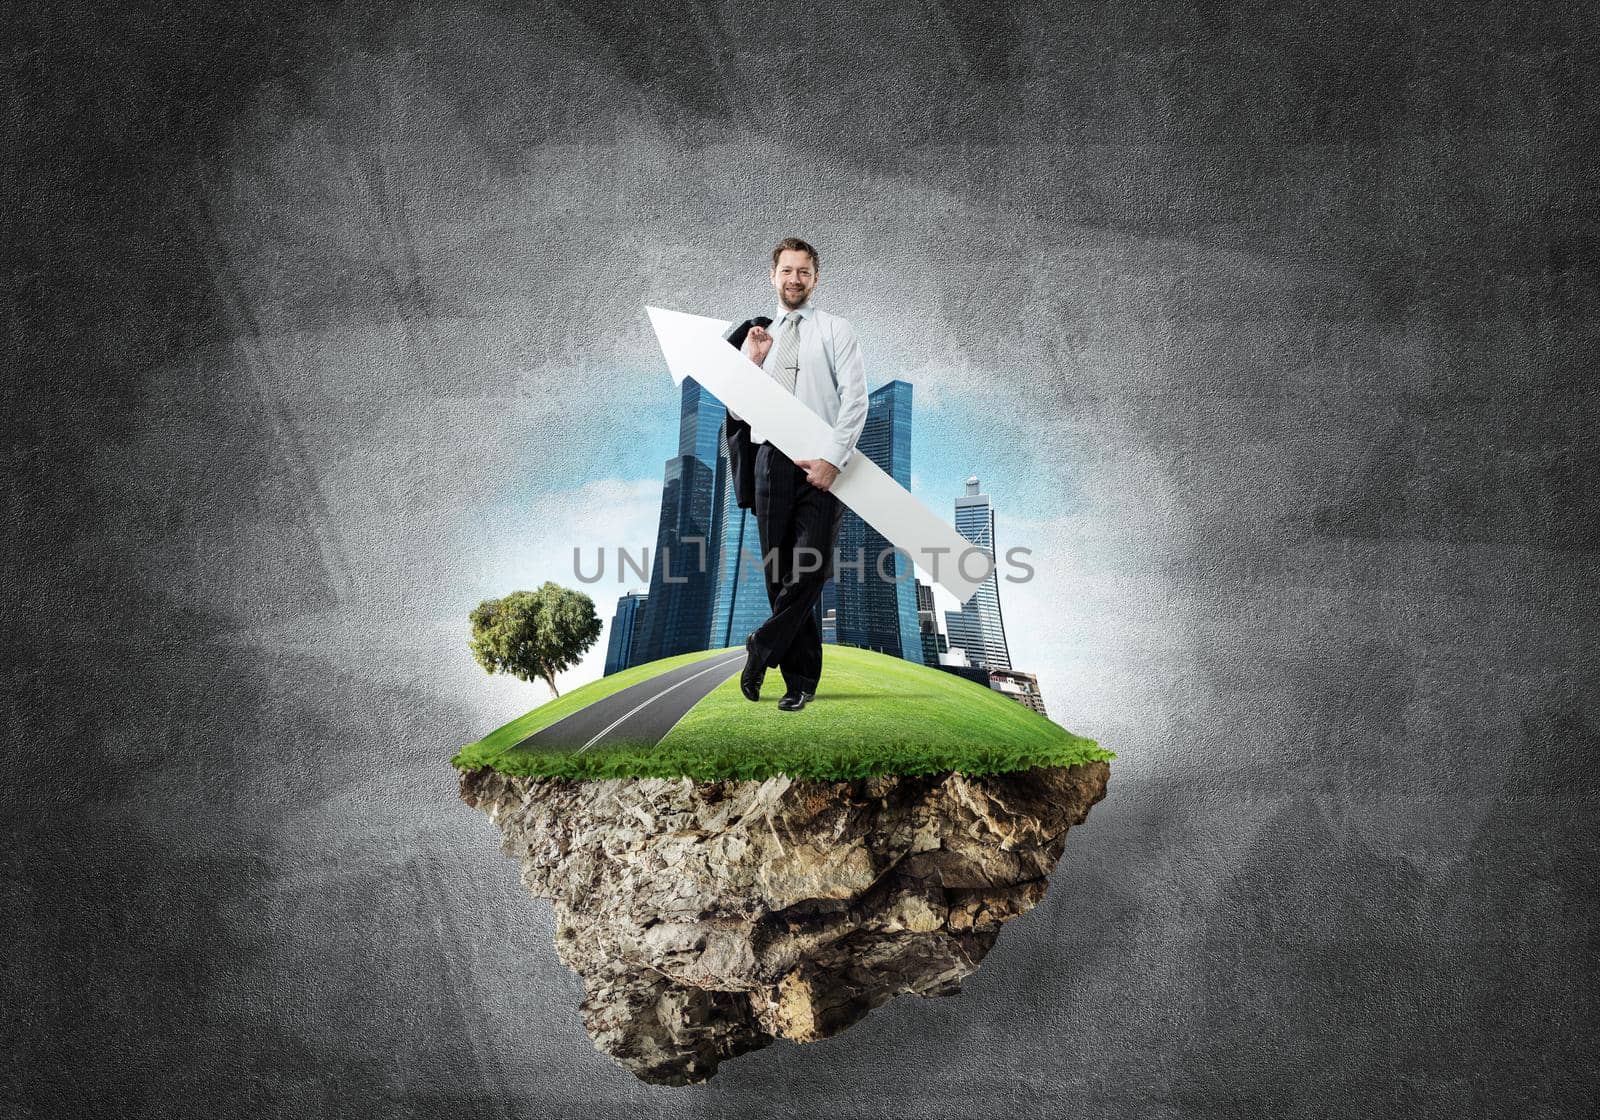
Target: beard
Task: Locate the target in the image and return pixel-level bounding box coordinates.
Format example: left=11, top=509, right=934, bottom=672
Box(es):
left=781, top=284, right=810, bottom=306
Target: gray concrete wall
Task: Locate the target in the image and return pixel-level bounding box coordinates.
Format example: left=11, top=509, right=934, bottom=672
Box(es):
left=5, top=1, right=1596, bottom=1115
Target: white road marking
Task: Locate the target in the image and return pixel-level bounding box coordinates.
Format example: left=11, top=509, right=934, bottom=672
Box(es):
left=575, top=651, right=747, bottom=753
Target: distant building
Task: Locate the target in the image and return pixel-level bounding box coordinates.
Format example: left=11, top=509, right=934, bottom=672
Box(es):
left=602, top=589, right=649, bottom=676
left=987, top=668, right=1048, bottom=717
left=942, top=476, right=1012, bottom=671
left=930, top=654, right=1049, bottom=718
left=832, top=380, right=924, bottom=664
left=915, top=578, right=946, bottom=666
left=934, top=660, right=991, bottom=689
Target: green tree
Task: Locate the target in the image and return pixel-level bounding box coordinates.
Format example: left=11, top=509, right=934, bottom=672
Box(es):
left=468, top=582, right=602, bottom=698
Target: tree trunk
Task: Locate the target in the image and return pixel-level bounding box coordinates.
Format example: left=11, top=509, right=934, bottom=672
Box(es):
left=543, top=671, right=560, bottom=699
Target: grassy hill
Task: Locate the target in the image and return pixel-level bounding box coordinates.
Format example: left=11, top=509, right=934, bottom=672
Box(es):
left=452, top=644, right=1113, bottom=782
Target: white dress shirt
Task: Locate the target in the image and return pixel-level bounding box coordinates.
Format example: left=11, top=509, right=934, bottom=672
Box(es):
left=726, top=299, right=870, bottom=471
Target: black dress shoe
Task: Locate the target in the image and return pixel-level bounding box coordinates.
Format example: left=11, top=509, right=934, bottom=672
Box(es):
left=777, top=689, right=808, bottom=712
left=740, top=634, right=766, bottom=702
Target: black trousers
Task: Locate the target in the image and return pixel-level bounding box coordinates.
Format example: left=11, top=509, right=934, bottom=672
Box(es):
left=750, top=441, right=845, bottom=692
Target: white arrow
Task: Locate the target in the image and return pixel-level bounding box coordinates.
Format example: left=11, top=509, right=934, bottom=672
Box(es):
left=645, top=305, right=993, bottom=604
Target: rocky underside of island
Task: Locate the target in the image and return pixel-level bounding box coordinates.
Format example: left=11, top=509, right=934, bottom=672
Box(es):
left=458, top=760, right=1110, bottom=1084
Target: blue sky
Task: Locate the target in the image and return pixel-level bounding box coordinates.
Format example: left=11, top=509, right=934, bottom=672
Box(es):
left=548, top=356, right=1088, bottom=542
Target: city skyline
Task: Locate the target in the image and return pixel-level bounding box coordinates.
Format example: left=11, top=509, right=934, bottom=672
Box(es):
left=602, top=370, right=1045, bottom=720
left=614, top=374, right=925, bottom=673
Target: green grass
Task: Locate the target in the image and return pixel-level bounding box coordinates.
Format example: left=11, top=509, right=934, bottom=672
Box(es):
left=449, top=646, right=741, bottom=771
left=453, top=645, right=1113, bottom=782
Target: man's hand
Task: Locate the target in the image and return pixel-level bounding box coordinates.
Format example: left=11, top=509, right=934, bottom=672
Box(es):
left=742, top=324, right=773, bottom=367
left=795, top=458, right=840, bottom=491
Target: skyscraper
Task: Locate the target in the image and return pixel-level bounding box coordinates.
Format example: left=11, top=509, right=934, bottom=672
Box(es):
left=942, top=476, right=1012, bottom=670
left=707, top=422, right=771, bottom=650
left=630, top=380, right=724, bottom=665
left=832, top=380, right=924, bottom=664
left=602, top=589, right=649, bottom=676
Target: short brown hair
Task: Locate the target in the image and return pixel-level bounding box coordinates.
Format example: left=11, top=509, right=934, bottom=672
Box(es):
left=771, top=237, right=819, bottom=273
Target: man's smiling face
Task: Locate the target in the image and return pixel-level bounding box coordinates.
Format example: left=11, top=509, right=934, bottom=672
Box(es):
left=771, top=248, right=818, bottom=309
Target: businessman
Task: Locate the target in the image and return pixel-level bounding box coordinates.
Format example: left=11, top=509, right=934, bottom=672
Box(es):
left=727, top=237, right=868, bottom=711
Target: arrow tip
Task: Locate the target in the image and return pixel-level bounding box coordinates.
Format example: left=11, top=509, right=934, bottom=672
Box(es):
left=646, top=305, right=735, bottom=386
left=644, top=306, right=688, bottom=384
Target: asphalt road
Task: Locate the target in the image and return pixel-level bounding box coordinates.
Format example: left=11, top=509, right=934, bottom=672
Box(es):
left=513, top=648, right=749, bottom=752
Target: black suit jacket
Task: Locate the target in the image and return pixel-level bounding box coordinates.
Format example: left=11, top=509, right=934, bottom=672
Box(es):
left=722, top=316, right=771, bottom=510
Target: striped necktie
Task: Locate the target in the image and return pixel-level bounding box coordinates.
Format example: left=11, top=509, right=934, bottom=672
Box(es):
left=768, top=311, right=802, bottom=394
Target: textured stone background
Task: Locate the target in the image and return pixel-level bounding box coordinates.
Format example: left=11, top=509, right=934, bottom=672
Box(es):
left=5, top=1, right=1597, bottom=1115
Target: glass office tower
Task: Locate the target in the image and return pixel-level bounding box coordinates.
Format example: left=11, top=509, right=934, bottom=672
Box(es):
left=708, top=422, right=772, bottom=650
left=631, top=381, right=724, bottom=664
left=833, top=380, right=924, bottom=664
left=942, top=476, right=1012, bottom=670
left=602, top=589, right=649, bottom=676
